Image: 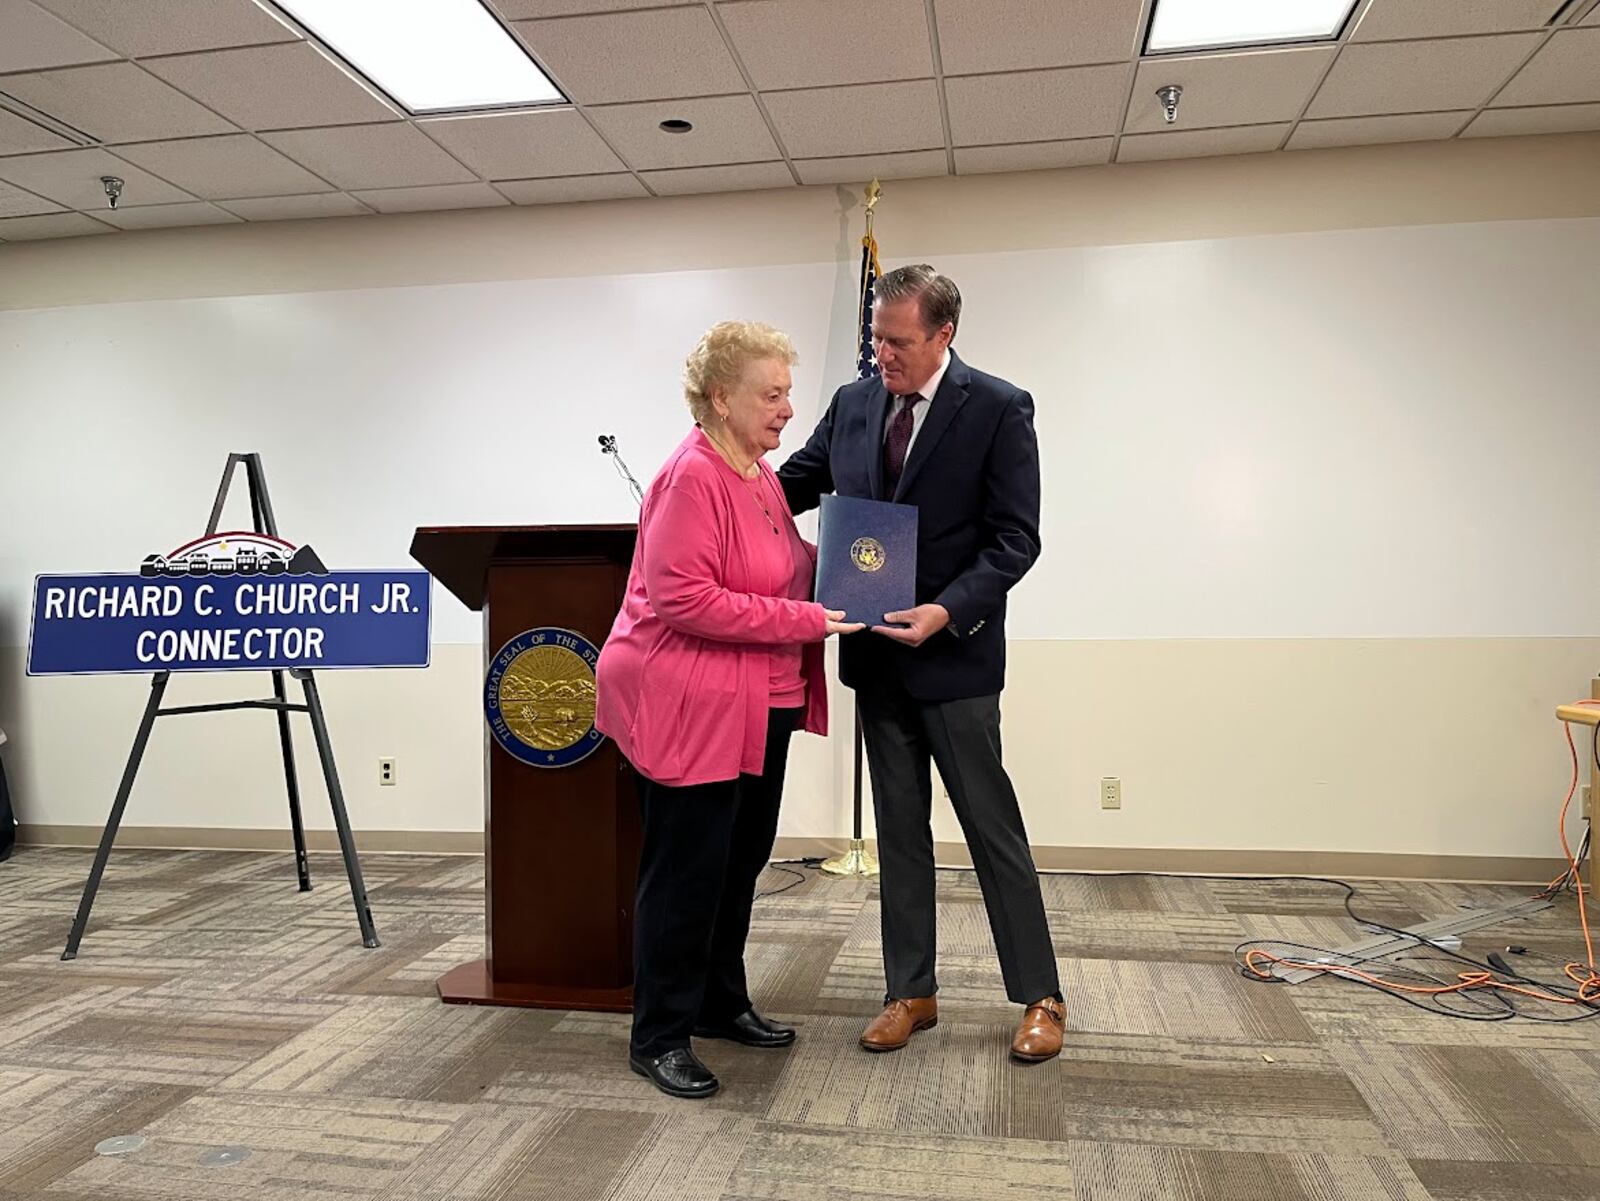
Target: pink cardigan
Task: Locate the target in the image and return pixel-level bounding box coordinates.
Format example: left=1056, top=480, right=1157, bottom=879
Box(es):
left=595, top=428, right=830, bottom=787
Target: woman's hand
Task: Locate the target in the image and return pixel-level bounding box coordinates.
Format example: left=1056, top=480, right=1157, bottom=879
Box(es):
left=824, top=609, right=866, bottom=636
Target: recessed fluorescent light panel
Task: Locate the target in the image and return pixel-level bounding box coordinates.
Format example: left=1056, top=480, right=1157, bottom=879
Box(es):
left=1146, top=0, right=1358, bottom=53
left=271, top=0, right=564, bottom=114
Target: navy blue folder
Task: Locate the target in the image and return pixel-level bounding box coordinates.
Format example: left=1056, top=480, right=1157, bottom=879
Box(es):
left=816, top=494, right=917, bottom=626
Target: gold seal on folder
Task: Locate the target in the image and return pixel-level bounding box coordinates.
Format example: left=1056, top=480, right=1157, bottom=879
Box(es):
left=850, top=537, right=886, bottom=573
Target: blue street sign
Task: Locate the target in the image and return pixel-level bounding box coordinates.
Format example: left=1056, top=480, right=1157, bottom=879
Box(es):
left=27, top=570, right=432, bottom=675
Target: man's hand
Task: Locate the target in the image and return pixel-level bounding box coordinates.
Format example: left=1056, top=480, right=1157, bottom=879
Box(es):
left=873, top=603, right=950, bottom=647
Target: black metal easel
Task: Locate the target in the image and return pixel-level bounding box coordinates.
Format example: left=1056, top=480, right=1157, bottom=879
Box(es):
left=61, top=453, right=379, bottom=960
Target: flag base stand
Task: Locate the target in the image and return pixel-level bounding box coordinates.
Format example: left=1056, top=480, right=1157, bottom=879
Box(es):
left=821, top=838, right=879, bottom=878
left=821, top=705, right=878, bottom=879
left=822, top=181, right=886, bottom=887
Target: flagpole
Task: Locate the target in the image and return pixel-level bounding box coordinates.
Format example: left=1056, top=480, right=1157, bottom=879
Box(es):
left=822, top=179, right=883, bottom=881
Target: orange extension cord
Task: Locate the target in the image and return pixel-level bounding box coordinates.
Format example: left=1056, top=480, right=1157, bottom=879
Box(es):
left=1244, top=699, right=1600, bottom=1008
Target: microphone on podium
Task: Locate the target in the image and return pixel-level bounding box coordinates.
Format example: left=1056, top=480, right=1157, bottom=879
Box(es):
left=598, top=433, right=644, bottom=506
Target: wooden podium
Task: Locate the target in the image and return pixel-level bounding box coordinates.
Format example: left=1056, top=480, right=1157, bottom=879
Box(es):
left=410, top=524, right=639, bottom=1012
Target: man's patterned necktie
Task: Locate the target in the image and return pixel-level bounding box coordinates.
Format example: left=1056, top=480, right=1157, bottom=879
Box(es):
left=883, top=395, right=915, bottom=496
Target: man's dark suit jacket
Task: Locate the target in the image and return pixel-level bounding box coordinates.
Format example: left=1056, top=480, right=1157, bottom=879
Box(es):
left=777, top=350, right=1041, bottom=702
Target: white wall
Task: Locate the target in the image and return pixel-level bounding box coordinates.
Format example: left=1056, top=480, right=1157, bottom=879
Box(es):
left=6, top=219, right=1597, bottom=641
left=3, top=132, right=1599, bottom=865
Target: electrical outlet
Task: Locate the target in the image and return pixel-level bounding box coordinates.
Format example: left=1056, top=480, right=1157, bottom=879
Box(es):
left=1584, top=785, right=1592, bottom=821
left=1100, top=777, right=1121, bottom=810
left=379, top=758, right=396, bottom=787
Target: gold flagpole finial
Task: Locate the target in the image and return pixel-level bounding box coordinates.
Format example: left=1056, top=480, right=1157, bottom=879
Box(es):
left=863, top=178, right=881, bottom=238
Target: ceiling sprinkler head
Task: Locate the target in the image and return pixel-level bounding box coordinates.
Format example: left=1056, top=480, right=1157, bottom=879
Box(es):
left=1156, top=84, right=1183, bottom=125
left=101, top=175, right=124, bottom=209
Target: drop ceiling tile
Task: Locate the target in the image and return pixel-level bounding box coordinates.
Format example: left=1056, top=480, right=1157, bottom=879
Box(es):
left=1492, top=28, right=1600, bottom=107
left=0, top=107, right=74, bottom=155
left=29, top=0, right=300, bottom=57
left=1306, top=34, right=1544, bottom=118
left=143, top=42, right=397, bottom=131
left=945, top=64, right=1126, bottom=146
left=420, top=109, right=624, bottom=179
left=0, top=210, right=109, bottom=238
left=1286, top=110, right=1471, bottom=149
left=0, top=0, right=117, bottom=72
left=953, top=137, right=1113, bottom=173
left=352, top=182, right=510, bottom=212
left=1463, top=102, right=1600, bottom=136
left=1125, top=47, right=1334, bottom=134
left=588, top=94, right=778, bottom=169
left=0, top=178, right=61, bottom=217
left=935, top=0, right=1141, bottom=75
left=793, top=148, right=947, bottom=185
left=0, top=146, right=193, bottom=207
left=495, top=0, right=697, bottom=14
left=1116, top=123, right=1290, bottom=163
left=215, top=192, right=369, bottom=220
left=640, top=161, right=792, bottom=195
left=494, top=173, right=648, bottom=203
left=116, top=134, right=334, bottom=199
left=763, top=80, right=943, bottom=157
left=95, top=200, right=241, bottom=229
left=1587, top=4, right=1600, bottom=23
left=0, top=62, right=236, bottom=142
left=1351, top=0, right=1566, bottom=41
left=262, top=123, right=476, bottom=190
left=718, top=0, right=931, bottom=89
left=513, top=8, right=745, bottom=104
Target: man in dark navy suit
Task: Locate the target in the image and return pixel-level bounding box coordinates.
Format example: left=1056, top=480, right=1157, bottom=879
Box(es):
left=779, top=265, right=1064, bottom=1063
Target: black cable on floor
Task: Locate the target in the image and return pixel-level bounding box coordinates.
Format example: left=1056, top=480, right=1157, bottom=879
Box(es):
left=925, top=863, right=1600, bottom=1022
left=758, top=859, right=1596, bottom=1019
left=755, top=858, right=822, bottom=900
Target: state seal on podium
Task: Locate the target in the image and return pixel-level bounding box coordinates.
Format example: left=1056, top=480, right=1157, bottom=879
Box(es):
left=484, top=627, right=604, bottom=768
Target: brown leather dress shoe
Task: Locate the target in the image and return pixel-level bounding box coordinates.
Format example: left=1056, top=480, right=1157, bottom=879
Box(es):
left=859, top=996, right=938, bottom=1052
left=1011, top=996, right=1065, bottom=1062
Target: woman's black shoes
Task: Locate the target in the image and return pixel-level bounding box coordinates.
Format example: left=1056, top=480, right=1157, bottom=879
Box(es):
left=629, top=1047, right=719, bottom=1099
left=631, top=1013, right=795, bottom=1098
left=692, top=1008, right=797, bottom=1048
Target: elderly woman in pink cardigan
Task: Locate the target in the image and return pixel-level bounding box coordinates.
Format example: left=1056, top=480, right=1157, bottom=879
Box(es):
left=596, top=321, right=861, bottom=1100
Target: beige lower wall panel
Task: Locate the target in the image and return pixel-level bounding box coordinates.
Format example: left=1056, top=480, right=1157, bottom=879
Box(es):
left=3, top=637, right=1596, bottom=863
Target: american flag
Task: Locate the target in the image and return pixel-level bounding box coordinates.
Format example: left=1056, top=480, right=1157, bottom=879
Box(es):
left=856, top=232, right=882, bottom=380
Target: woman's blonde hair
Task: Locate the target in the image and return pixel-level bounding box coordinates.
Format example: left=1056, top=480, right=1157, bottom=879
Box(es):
left=683, top=321, right=798, bottom=425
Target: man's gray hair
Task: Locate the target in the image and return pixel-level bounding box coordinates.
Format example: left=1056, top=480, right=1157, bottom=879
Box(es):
left=876, top=264, right=961, bottom=338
